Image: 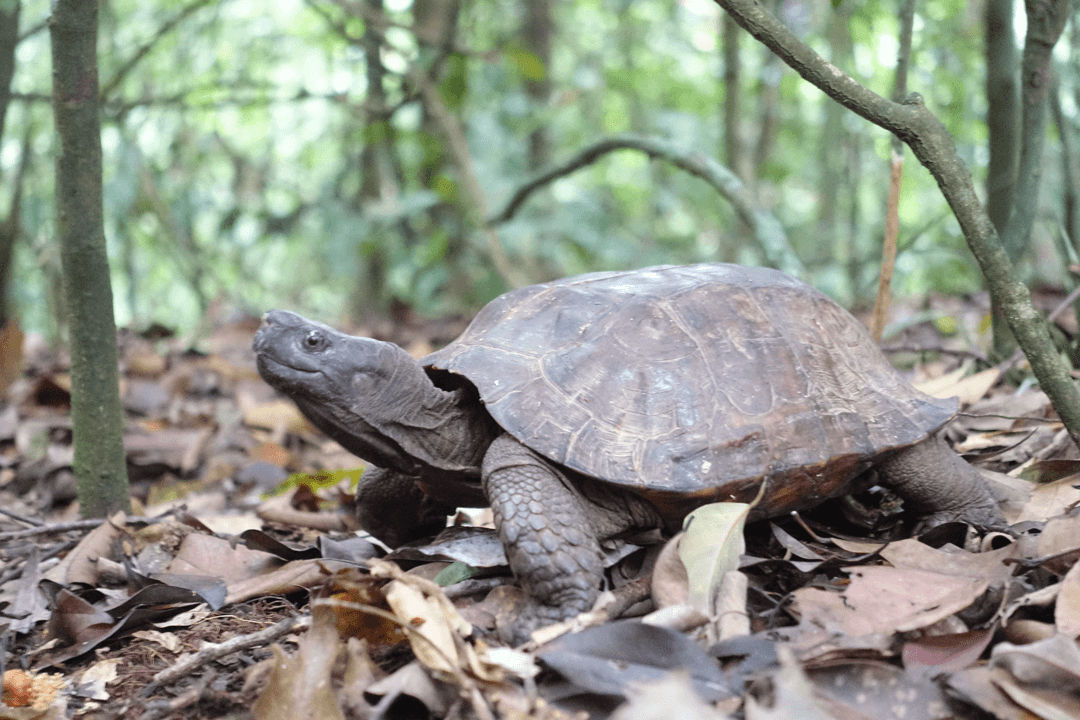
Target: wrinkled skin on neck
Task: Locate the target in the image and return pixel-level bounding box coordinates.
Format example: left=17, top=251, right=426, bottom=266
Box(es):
left=253, top=310, right=496, bottom=479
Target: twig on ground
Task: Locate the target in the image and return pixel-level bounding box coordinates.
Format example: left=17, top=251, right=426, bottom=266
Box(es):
left=0, top=507, right=44, bottom=526
left=0, top=516, right=152, bottom=542
left=139, top=614, right=311, bottom=699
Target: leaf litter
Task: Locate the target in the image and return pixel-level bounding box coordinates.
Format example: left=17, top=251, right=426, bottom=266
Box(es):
left=2, top=312, right=1080, bottom=718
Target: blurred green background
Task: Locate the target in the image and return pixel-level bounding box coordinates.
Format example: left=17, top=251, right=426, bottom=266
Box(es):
left=2, top=0, right=1075, bottom=340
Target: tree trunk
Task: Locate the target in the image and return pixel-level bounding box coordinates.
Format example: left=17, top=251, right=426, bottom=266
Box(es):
left=818, top=5, right=853, bottom=266
left=0, top=0, right=20, bottom=326
left=985, top=0, right=1020, bottom=356
left=351, top=0, right=390, bottom=322
left=721, top=13, right=745, bottom=182
left=523, top=1, right=552, bottom=170
left=1000, top=0, right=1068, bottom=260
left=51, top=0, right=130, bottom=516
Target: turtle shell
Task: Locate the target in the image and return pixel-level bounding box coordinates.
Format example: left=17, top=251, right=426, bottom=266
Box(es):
left=424, top=264, right=957, bottom=518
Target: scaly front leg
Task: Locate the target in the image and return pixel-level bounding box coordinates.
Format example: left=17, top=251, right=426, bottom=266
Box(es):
left=482, top=434, right=604, bottom=644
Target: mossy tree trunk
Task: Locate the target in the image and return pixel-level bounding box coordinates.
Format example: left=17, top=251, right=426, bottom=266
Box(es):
left=50, top=0, right=130, bottom=516
left=0, top=0, right=20, bottom=327
left=985, top=0, right=1020, bottom=357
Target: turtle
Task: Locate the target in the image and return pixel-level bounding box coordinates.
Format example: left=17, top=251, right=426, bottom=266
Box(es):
left=252, top=263, right=1002, bottom=641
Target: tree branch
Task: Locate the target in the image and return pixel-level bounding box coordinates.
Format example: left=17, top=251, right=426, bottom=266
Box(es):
left=711, top=0, right=1080, bottom=450
left=99, top=0, right=214, bottom=100
left=487, top=133, right=802, bottom=275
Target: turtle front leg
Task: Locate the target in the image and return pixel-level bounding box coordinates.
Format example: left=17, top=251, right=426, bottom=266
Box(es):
left=482, top=434, right=604, bottom=643
left=355, top=466, right=454, bottom=547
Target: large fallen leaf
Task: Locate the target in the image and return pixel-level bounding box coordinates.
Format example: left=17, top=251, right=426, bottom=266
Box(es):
left=679, top=503, right=749, bottom=615
left=791, top=565, right=988, bottom=636
left=902, top=628, right=994, bottom=672
left=744, top=647, right=831, bottom=720
left=879, top=537, right=1016, bottom=585
left=537, top=621, right=732, bottom=705
left=1015, top=474, right=1080, bottom=524
left=917, top=365, right=999, bottom=405
left=383, top=579, right=462, bottom=675
left=805, top=659, right=952, bottom=719
left=252, top=621, right=344, bottom=720
left=989, top=634, right=1080, bottom=719
left=1036, top=514, right=1080, bottom=574
left=610, top=671, right=731, bottom=720
left=1056, top=561, right=1080, bottom=637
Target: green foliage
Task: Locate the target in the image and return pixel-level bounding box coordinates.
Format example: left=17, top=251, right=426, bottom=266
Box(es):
left=3, top=0, right=1074, bottom=338
left=269, top=467, right=366, bottom=498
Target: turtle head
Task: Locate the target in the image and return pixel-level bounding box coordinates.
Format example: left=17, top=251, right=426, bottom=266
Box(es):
left=253, top=309, right=438, bottom=475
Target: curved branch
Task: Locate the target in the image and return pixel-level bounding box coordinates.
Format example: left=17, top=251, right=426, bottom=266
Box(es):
left=488, top=133, right=802, bottom=275
left=712, top=0, right=1080, bottom=449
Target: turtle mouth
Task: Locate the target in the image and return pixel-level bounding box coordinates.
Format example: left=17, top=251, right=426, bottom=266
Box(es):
left=255, top=354, right=322, bottom=389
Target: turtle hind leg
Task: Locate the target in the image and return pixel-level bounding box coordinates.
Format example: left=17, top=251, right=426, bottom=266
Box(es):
left=877, top=435, right=1005, bottom=529
left=482, top=434, right=604, bottom=644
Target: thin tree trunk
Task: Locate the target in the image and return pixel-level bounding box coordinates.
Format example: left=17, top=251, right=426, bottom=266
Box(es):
left=0, top=0, right=20, bottom=326
left=51, top=0, right=130, bottom=516
left=818, top=5, right=853, bottom=266
left=870, top=0, right=914, bottom=341
left=351, top=0, right=390, bottom=322
left=721, top=14, right=745, bottom=182
left=523, top=1, right=552, bottom=170
left=1000, top=0, right=1068, bottom=261
left=986, top=0, right=1020, bottom=356
left=1049, top=76, right=1078, bottom=255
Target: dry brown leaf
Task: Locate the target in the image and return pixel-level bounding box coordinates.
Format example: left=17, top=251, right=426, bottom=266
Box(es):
left=650, top=532, right=688, bottom=608
left=42, top=512, right=127, bottom=585
left=383, top=579, right=461, bottom=674
left=880, top=537, right=1016, bottom=585
left=918, top=366, right=1000, bottom=405
left=1017, top=477, right=1080, bottom=524
left=252, top=621, right=345, bottom=720
left=610, top=670, right=731, bottom=720
left=225, top=559, right=333, bottom=605
left=1036, top=514, right=1080, bottom=574
left=829, top=537, right=888, bottom=554
left=990, top=635, right=1080, bottom=720
left=1055, top=562, right=1080, bottom=638
left=947, top=666, right=1031, bottom=720
left=791, top=566, right=988, bottom=636
left=912, top=363, right=970, bottom=398
left=167, top=532, right=280, bottom=583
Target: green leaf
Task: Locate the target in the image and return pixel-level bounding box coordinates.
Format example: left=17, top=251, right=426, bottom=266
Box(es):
left=434, top=561, right=483, bottom=586
left=267, top=467, right=365, bottom=497
left=678, top=503, right=750, bottom=614
left=505, top=44, right=547, bottom=82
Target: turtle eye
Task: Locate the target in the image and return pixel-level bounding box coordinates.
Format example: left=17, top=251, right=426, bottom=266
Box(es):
left=302, top=330, right=326, bottom=350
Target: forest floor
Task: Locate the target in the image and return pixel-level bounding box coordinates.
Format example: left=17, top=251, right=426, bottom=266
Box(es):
left=2, top=290, right=1080, bottom=720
